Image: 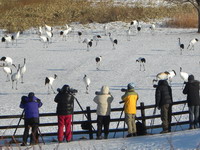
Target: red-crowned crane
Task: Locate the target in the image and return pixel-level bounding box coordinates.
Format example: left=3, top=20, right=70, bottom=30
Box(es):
left=108, top=32, right=117, bottom=50
left=11, top=64, right=21, bottom=90
left=20, top=58, right=26, bottom=83
left=95, top=56, right=102, bottom=70
left=83, top=74, right=91, bottom=94
left=45, top=74, right=57, bottom=94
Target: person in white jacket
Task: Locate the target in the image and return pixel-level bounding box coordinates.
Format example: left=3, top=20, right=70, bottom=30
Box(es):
left=93, top=85, right=114, bottom=139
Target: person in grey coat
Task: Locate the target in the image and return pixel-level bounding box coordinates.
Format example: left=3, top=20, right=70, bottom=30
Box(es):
left=93, top=85, right=114, bottom=139
left=183, top=75, right=200, bottom=129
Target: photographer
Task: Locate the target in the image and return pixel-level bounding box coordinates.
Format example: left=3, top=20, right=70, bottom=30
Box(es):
left=120, top=83, right=139, bottom=137
left=20, top=92, right=42, bottom=146
left=183, top=75, right=200, bottom=129
left=155, top=80, right=173, bottom=133
left=93, top=85, right=114, bottom=139
left=54, top=84, right=76, bottom=143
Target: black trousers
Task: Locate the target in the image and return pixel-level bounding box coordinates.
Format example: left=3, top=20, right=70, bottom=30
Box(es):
left=97, top=115, right=110, bottom=137
left=22, top=118, right=39, bottom=144
left=161, top=104, right=172, bottom=131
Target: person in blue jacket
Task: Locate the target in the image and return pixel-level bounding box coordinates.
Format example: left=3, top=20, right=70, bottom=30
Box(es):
left=20, top=92, right=43, bottom=146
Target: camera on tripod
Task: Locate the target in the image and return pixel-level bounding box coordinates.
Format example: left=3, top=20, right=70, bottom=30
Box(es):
left=68, top=88, right=78, bottom=94
left=121, top=88, right=127, bottom=92
left=57, top=86, right=78, bottom=94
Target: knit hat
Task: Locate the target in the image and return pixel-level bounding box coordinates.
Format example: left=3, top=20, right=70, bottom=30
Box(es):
left=188, top=75, right=194, bottom=82
left=62, top=84, right=70, bottom=92
left=28, top=92, right=35, bottom=97
left=127, top=82, right=135, bottom=90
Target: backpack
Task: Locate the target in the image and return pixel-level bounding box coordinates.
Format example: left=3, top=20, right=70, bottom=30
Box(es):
left=136, top=121, right=146, bottom=136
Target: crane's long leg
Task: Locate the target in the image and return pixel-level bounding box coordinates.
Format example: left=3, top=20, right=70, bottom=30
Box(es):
left=51, top=85, right=56, bottom=94
left=16, top=81, right=18, bottom=90
left=21, top=75, right=24, bottom=83
left=143, top=64, right=145, bottom=71
left=113, top=44, right=116, bottom=50
left=6, top=74, right=10, bottom=82
left=48, top=85, right=50, bottom=94
left=86, top=85, right=89, bottom=94
left=12, top=81, right=14, bottom=89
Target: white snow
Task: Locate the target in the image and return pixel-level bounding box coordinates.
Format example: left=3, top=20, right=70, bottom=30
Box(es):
left=1, top=21, right=200, bottom=149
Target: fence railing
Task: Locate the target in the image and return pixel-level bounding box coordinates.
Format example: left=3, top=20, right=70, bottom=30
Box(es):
left=0, top=100, right=189, bottom=141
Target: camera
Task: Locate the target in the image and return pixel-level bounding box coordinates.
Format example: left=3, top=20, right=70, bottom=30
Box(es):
left=95, top=91, right=111, bottom=95
left=153, top=84, right=158, bottom=88
left=68, top=88, right=78, bottom=94
left=57, top=87, right=78, bottom=94
left=121, top=88, right=127, bottom=92
left=95, top=91, right=100, bottom=95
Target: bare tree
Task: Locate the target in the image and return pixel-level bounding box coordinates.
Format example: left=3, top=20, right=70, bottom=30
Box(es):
left=165, top=0, right=200, bottom=33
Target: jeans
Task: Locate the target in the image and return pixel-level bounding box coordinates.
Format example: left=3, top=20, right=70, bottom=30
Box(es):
left=189, top=106, right=199, bottom=129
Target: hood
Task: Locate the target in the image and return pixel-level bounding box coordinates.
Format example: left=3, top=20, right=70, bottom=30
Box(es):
left=158, top=80, right=168, bottom=86
left=188, top=75, right=194, bottom=82
left=100, top=85, right=110, bottom=94
left=28, top=92, right=35, bottom=98
left=127, top=82, right=135, bottom=90
left=61, top=85, right=70, bottom=93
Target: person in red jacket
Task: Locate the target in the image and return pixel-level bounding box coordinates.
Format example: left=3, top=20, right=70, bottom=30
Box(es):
left=54, top=85, right=75, bottom=143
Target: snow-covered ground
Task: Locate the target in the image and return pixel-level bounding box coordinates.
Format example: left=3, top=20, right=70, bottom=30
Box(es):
left=1, top=21, right=200, bottom=149
left=94, top=0, right=167, bottom=6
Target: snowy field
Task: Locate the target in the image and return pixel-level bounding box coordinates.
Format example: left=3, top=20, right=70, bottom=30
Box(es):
left=1, top=20, right=200, bottom=149
left=94, top=0, right=167, bottom=6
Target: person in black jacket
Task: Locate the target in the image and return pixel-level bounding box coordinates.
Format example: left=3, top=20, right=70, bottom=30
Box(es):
left=155, top=80, right=173, bottom=133
left=183, top=75, right=200, bottom=129
left=54, top=85, right=75, bottom=143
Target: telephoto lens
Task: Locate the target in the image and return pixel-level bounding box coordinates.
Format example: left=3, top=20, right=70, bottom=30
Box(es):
left=95, top=91, right=100, bottom=95
left=153, top=84, right=158, bottom=88
left=69, top=88, right=78, bottom=94
left=57, top=88, right=61, bottom=92
left=121, top=88, right=127, bottom=92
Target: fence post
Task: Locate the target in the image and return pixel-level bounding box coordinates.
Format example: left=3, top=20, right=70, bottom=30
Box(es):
left=140, top=102, right=147, bottom=134
left=86, top=106, right=93, bottom=139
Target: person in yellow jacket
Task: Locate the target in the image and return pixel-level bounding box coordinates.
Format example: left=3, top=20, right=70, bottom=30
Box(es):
left=121, top=82, right=139, bottom=137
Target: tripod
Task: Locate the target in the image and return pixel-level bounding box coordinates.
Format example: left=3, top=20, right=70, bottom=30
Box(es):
left=113, top=105, right=124, bottom=138
left=150, top=107, right=156, bottom=134
left=69, top=93, right=95, bottom=131
left=11, top=110, right=45, bottom=145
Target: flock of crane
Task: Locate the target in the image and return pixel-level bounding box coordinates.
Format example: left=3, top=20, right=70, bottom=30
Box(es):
left=0, top=57, right=26, bottom=90
left=0, top=20, right=198, bottom=94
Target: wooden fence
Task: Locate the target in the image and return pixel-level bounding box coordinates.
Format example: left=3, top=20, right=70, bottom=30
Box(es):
left=0, top=100, right=189, bottom=142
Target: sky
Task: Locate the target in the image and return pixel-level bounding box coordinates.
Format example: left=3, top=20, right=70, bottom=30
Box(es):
left=1, top=19, right=200, bottom=149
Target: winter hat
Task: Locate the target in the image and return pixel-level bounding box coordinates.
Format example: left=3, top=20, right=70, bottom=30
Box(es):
left=28, top=92, right=35, bottom=97
left=188, top=75, right=194, bottom=82
left=21, top=96, right=27, bottom=101
left=127, top=82, right=135, bottom=90
left=101, top=85, right=110, bottom=94
left=62, top=84, right=70, bottom=92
